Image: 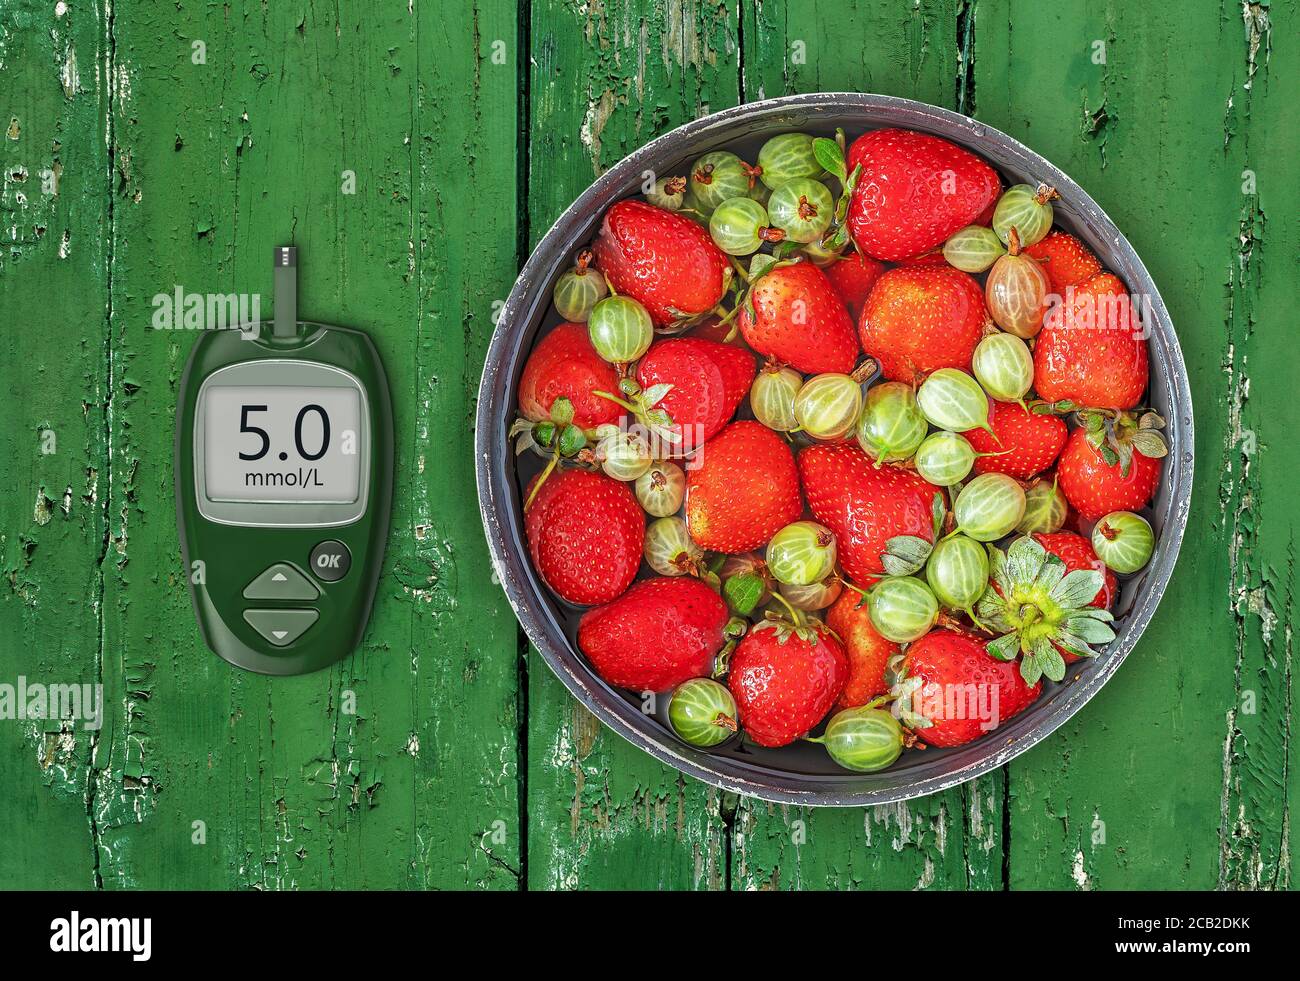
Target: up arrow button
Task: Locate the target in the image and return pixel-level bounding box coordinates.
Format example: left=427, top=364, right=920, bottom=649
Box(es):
left=242, top=563, right=320, bottom=601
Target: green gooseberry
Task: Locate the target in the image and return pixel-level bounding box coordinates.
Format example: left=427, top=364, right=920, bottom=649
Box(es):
left=757, top=132, right=822, bottom=189
left=795, top=372, right=863, bottom=442
left=952, top=473, right=1026, bottom=542
left=812, top=706, right=904, bottom=773
left=917, top=368, right=994, bottom=435
left=925, top=534, right=990, bottom=614
left=766, top=178, right=834, bottom=244
left=1092, top=511, right=1155, bottom=574
left=596, top=428, right=653, bottom=481
left=644, top=516, right=704, bottom=576
left=668, top=678, right=739, bottom=748
left=943, top=225, right=1006, bottom=273
left=709, top=196, right=776, bottom=256
left=971, top=333, right=1034, bottom=403
left=778, top=578, right=842, bottom=611
left=635, top=461, right=686, bottom=517
left=553, top=253, right=609, bottom=322
left=914, top=431, right=977, bottom=486
left=855, top=381, right=928, bottom=465
left=588, top=295, right=653, bottom=364
left=646, top=175, right=688, bottom=211
left=750, top=365, right=803, bottom=432
left=992, top=183, right=1057, bottom=248
left=684, top=150, right=756, bottom=216
left=766, top=521, right=837, bottom=586
left=868, top=577, right=939, bottom=643
left=1017, top=479, right=1067, bottom=534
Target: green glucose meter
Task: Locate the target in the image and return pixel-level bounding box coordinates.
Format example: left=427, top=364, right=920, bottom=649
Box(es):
left=176, top=247, right=393, bottom=675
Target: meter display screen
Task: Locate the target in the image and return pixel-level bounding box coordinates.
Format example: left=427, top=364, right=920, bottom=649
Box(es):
left=202, top=386, right=363, bottom=504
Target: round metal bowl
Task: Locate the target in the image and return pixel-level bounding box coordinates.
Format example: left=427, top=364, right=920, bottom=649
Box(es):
left=475, top=93, right=1194, bottom=806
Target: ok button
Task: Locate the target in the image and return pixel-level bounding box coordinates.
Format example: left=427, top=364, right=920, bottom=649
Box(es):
left=309, top=540, right=351, bottom=582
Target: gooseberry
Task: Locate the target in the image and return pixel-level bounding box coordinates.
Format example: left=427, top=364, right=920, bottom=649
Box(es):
left=943, top=225, right=1006, bottom=273
left=917, top=368, right=994, bottom=436
left=766, top=178, right=834, bottom=244
left=1092, top=511, right=1155, bottom=573
left=646, top=175, right=687, bottom=211
left=684, top=151, right=756, bottom=216
left=855, top=381, right=927, bottom=464
left=668, top=678, right=739, bottom=748
left=971, top=332, right=1034, bottom=402
left=868, top=577, right=939, bottom=643
left=992, top=183, right=1057, bottom=248
left=756, top=132, right=822, bottom=189
left=952, top=473, right=1026, bottom=542
left=914, top=431, right=977, bottom=486
left=595, top=428, right=653, bottom=481
left=588, top=295, right=653, bottom=364
left=795, top=372, right=863, bottom=442
left=766, top=521, right=837, bottom=586
left=644, top=516, right=704, bottom=577
left=635, top=461, right=686, bottom=517
left=750, top=365, right=803, bottom=432
left=812, top=705, right=904, bottom=772
left=778, top=577, right=842, bottom=611
left=925, top=534, right=990, bottom=615
left=1016, top=479, right=1066, bottom=534
left=552, top=250, right=608, bottom=322
left=709, top=196, right=781, bottom=256
left=985, top=228, right=1051, bottom=338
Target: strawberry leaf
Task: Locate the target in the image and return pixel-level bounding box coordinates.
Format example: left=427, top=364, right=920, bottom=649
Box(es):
left=882, top=535, right=932, bottom=576
left=642, top=382, right=673, bottom=407
left=1049, top=569, right=1105, bottom=608
left=931, top=493, right=946, bottom=540
left=812, top=137, right=847, bottom=183
left=1130, top=429, right=1169, bottom=459
left=723, top=572, right=765, bottom=618
left=986, top=632, right=1019, bottom=662
left=1006, top=535, right=1047, bottom=584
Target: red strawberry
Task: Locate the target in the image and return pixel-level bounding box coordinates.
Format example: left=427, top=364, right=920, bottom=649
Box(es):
left=578, top=577, right=730, bottom=691
left=684, top=314, right=742, bottom=346
left=825, top=584, right=897, bottom=710
left=1023, top=231, right=1101, bottom=292
left=1032, top=532, right=1117, bottom=664
left=728, top=618, right=848, bottom=747
left=686, top=421, right=802, bottom=553
left=525, top=469, right=644, bottom=606
left=1034, top=272, right=1149, bottom=409
left=518, top=322, right=621, bottom=429
left=1057, top=426, right=1161, bottom=520
left=824, top=251, right=885, bottom=321
left=895, top=247, right=949, bottom=267
left=846, top=128, right=1001, bottom=261
left=799, top=443, right=942, bottom=583
left=859, top=266, right=989, bottom=383
left=737, top=261, right=860, bottom=374
left=893, top=629, right=1041, bottom=748
left=637, top=337, right=755, bottom=447
left=964, top=401, right=1067, bottom=479
left=592, top=200, right=730, bottom=328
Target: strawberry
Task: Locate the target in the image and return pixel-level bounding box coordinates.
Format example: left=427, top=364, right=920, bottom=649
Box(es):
left=859, top=266, right=989, bottom=383
left=578, top=577, right=730, bottom=691
left=727, top=612, right=848, bottom=747
left=517, top=322, right=621, bottom=430
left=895, top=247, right=949, bottom=267
left=686, top=421, right=802, bottom=553
left=799, top=443, right=943, bottom=583
left=846, top=128, right=1001, bottom=261
left=737, top=261, right=860, bottom=374
left=824, top=250, right=885, bottom=321
left=964, top=401, right=1067, bottom=479
left=1034, top=272, right=1149, bottom=409
left=1057, top=424, right=1161, bottom=520
left=1023, top=231, right=1101, bottom=292
left=525, top=468, right=644, bottom=606
left=637, top=337, right=755, bottom=447
left=891, top=629, right=1040, bottom=748
left=825, top=584, right=897, bottom=710
left=591, top=199, right=730, bottom=328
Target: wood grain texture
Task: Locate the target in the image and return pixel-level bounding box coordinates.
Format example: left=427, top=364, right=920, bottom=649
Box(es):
left=1, top=0, right=1294, bottom=891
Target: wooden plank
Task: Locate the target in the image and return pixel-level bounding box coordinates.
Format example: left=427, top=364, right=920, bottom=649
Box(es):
left=732, top=0, right=1006, bottom=891
left=89, top=0, right=521, bottom=888
left=524, top=0, right=742, bottom=890
left=0, top=0, right=111, bottom=889
left=975, top=0, right=1298, bottom=889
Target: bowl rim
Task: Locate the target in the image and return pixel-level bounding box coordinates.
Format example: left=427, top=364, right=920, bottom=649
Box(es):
left=474, top=92, right=1195, bottom=806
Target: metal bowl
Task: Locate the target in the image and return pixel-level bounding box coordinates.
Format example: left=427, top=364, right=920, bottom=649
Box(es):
left=475, top=93, right=1194, bottom=806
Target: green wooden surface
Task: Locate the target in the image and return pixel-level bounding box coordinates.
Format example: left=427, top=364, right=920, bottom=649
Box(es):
left=1, top=0, right=1294, bottom=891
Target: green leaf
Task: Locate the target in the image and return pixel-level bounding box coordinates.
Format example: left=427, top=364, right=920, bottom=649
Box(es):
left=1020, top=653, right=1044, bottom=686
left=748, top=253, right=778, bottom=281
left=882, top=535, right=933, bottom=576
left=1054, top=632, right=1097, bottom=660
left=1063, top=613, right=1116, bottom=645
left=722, top=572, right=765, bottom=618
left=986, top=543, right=1012, bottom=596
left=642, top=382, right=673, bottom=407
left=975, top=587, right=1012, bottom=633
left=812, top=136, right=847, bottom=182
left=986, top=632, right=1019, bottom=662
left=931, top=493, right=946, bottom=540
left=1032, top=637, right=1067, bottom=682
left=1050, top=569, right=1105, bottom=608
left=1034, top=553, right=1067, bottom=592
left=1006, top=535, right=1047, bottom=584
left=1130, top=429, right=1169, bottom=459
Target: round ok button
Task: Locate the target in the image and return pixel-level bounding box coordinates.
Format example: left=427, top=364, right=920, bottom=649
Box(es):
left=309, top=540, right=351, bottom=582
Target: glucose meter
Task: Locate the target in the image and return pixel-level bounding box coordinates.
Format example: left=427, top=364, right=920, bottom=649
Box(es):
left=176, top=247, right=393, bottom=675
